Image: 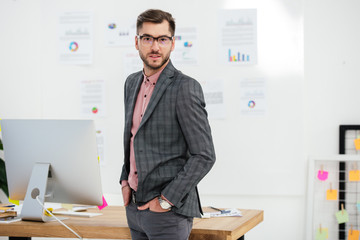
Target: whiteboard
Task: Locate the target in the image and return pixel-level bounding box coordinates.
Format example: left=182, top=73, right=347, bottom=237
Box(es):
left=0, top=0, right=304, bottom=196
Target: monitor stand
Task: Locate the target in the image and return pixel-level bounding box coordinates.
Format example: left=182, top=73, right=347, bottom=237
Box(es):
left=21, top=163, right=56, bottom=222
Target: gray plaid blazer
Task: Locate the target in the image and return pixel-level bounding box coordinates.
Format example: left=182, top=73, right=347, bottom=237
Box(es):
left=120, top=60, right=215, bottom=218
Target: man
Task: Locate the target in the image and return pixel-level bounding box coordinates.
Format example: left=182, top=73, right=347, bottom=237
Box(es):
left=120, top=9, right=216, bottom=240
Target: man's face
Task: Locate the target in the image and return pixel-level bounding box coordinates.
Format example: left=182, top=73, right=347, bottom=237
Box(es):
left=135, top=21, right=175, bottom=75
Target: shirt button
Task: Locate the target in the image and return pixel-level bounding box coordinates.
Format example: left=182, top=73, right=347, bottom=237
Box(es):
left=135, top=171, right=138, bottom=175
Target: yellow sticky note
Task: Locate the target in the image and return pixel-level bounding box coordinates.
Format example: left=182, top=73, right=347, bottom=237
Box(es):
left=9, top=198, right=19, bottom=205
left=61, top=203, right=73, bottom=210
left=354, top=139, right=360, bottom=150
left=348, top=229, right=360, bottom=240
left=349, top=170, right=360, bottom=182
left=326, top=189, right=338, bottom=200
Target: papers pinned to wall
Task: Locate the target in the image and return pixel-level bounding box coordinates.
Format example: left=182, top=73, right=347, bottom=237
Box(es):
left=123, top=50, right=143, bottom=79
left=80, top=80, right=106, bottom=118
left=172, top=27, right=198, bottom=65
left=105, top=18, right=136, bottom=47
left=218, top=9, right=257, bottom=65
left=201, top=79, right=226, bottom=120
left=58, top=11, right=93, bottom=65
left=239, top=78, right=266, bottom=115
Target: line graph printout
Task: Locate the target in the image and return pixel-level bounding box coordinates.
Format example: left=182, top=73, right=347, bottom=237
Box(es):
left=218, top=9, right=257, bottom=65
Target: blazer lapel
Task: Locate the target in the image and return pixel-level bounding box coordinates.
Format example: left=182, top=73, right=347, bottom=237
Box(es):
left=125, top=73, right=143, bottom=133
left=138, top=61, right=176, bottom=130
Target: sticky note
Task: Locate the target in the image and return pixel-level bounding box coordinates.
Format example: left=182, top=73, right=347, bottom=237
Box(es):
left=9, top=198, right=19, bottom=205
left=315, top=228, right=327, bottom=240
left=61, top=204, right=73, bottom=210
left=326, top=189, right=338, bottom=200
left=335, top=209, right=349, bottom=224
left=354, top=139, right=360, bottom=150
left=98, top=195, right=108, bottom=210
left=357, top=201, right=360, bottom=212
left=349, top=170, right=360, bottom=182
left=348, top=229, right=359, bottom=240
left=317, top=170, right=329, bottom=181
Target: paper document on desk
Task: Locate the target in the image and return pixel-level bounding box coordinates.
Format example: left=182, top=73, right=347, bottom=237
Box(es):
left=54, top=211, right=102, bottom=218
left=203, top=208, right=242, bottom=218
left=0, top=216, right=21, bottom=224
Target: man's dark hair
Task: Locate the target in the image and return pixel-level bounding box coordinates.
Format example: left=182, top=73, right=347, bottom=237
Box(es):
left=137, top=9, right=176, bottom=36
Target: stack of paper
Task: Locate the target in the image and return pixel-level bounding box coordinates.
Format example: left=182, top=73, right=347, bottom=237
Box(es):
left=0, top=204, right=20, bottom=223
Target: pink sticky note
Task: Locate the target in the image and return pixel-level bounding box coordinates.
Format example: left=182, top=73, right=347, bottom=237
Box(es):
left=98, top=195, right=108, bottom=210
left=317, top=170, right=328, bottom=181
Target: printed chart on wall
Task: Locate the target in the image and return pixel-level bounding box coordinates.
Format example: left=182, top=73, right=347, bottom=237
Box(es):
left=201, top=79, right=226, bottom=120
left=307, top=156, right=360, bottom=240
left=58, top=11, right=93, bottom=64
left=239, top=78, right=266, bottom=115
left=172, top=27, right=198, bottom=65
left=80, top=80, right=106, bottom=118
left=96, top=127, right=106, bottom=165
left=123, top=50, right=143, bottom=80
left=104, top=18, right=136, bottom=47
left=218, top=9, right=257, bottom=65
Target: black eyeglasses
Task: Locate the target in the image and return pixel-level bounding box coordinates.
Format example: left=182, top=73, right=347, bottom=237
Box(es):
left=137, top=35, right=173, bottom=47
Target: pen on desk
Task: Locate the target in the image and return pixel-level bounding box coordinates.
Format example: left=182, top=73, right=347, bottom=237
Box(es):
left=210, top=206, right=231, bottom=214
left=210, top=206, right=223, bottom=212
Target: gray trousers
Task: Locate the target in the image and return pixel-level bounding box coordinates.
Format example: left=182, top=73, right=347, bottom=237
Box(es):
left=125, top=201, right=193, bottom=240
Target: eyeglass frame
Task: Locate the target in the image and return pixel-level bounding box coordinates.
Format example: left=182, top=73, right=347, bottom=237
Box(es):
left=137, top=34, right=174, bottom=46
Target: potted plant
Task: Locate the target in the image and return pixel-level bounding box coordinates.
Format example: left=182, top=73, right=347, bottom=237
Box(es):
left=0, top=138, right=8, bottom=199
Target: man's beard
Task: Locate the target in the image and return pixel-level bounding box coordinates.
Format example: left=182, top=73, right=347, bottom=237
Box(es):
left=139, top=51, right=170, bottom=71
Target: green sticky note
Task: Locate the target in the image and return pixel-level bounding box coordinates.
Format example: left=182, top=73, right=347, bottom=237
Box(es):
left=315, top=228, right=328, bottom=240
left=335, top=210, right=349, bottom=224
left=315, top=229, right=327, bottom=240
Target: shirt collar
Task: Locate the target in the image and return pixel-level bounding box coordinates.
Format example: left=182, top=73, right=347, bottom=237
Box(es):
left=142, top=65, right=166, bottom=86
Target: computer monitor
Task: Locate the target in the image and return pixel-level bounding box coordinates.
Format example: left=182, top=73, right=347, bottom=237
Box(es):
left=0, top=119, right=103, bottom=222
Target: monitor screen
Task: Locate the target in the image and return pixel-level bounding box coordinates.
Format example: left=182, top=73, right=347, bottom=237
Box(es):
left=0, top=119, right=103, bottom=215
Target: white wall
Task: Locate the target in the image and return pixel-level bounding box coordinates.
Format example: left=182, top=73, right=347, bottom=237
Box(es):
left=305, top=0, right=360, bottom=155
left=1, top=0, right=359, bottom=239
left=304, top=0, right=360, bottom=240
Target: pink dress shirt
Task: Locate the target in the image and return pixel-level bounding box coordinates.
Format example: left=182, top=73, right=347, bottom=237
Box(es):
left=122, top=68, right=164, bottom=191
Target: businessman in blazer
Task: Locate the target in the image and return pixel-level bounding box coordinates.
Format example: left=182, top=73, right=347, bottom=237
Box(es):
left=120, top=9, right=216, bottom=240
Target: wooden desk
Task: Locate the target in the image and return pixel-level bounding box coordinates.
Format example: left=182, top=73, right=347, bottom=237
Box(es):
left=0, top=206, right=263, bottom=240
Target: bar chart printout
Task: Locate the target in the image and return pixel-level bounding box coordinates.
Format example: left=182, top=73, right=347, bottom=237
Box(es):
left=218, top=9, right=257, bottom=65
left=228, top=49, right=250, bottom=62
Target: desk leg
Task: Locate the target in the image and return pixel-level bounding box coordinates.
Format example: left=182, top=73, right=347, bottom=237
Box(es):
left=9, top=237, right=31, bottom=240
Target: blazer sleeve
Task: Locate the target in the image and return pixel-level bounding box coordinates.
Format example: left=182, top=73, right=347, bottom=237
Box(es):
left=161, top=77, right=216, bottom=208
